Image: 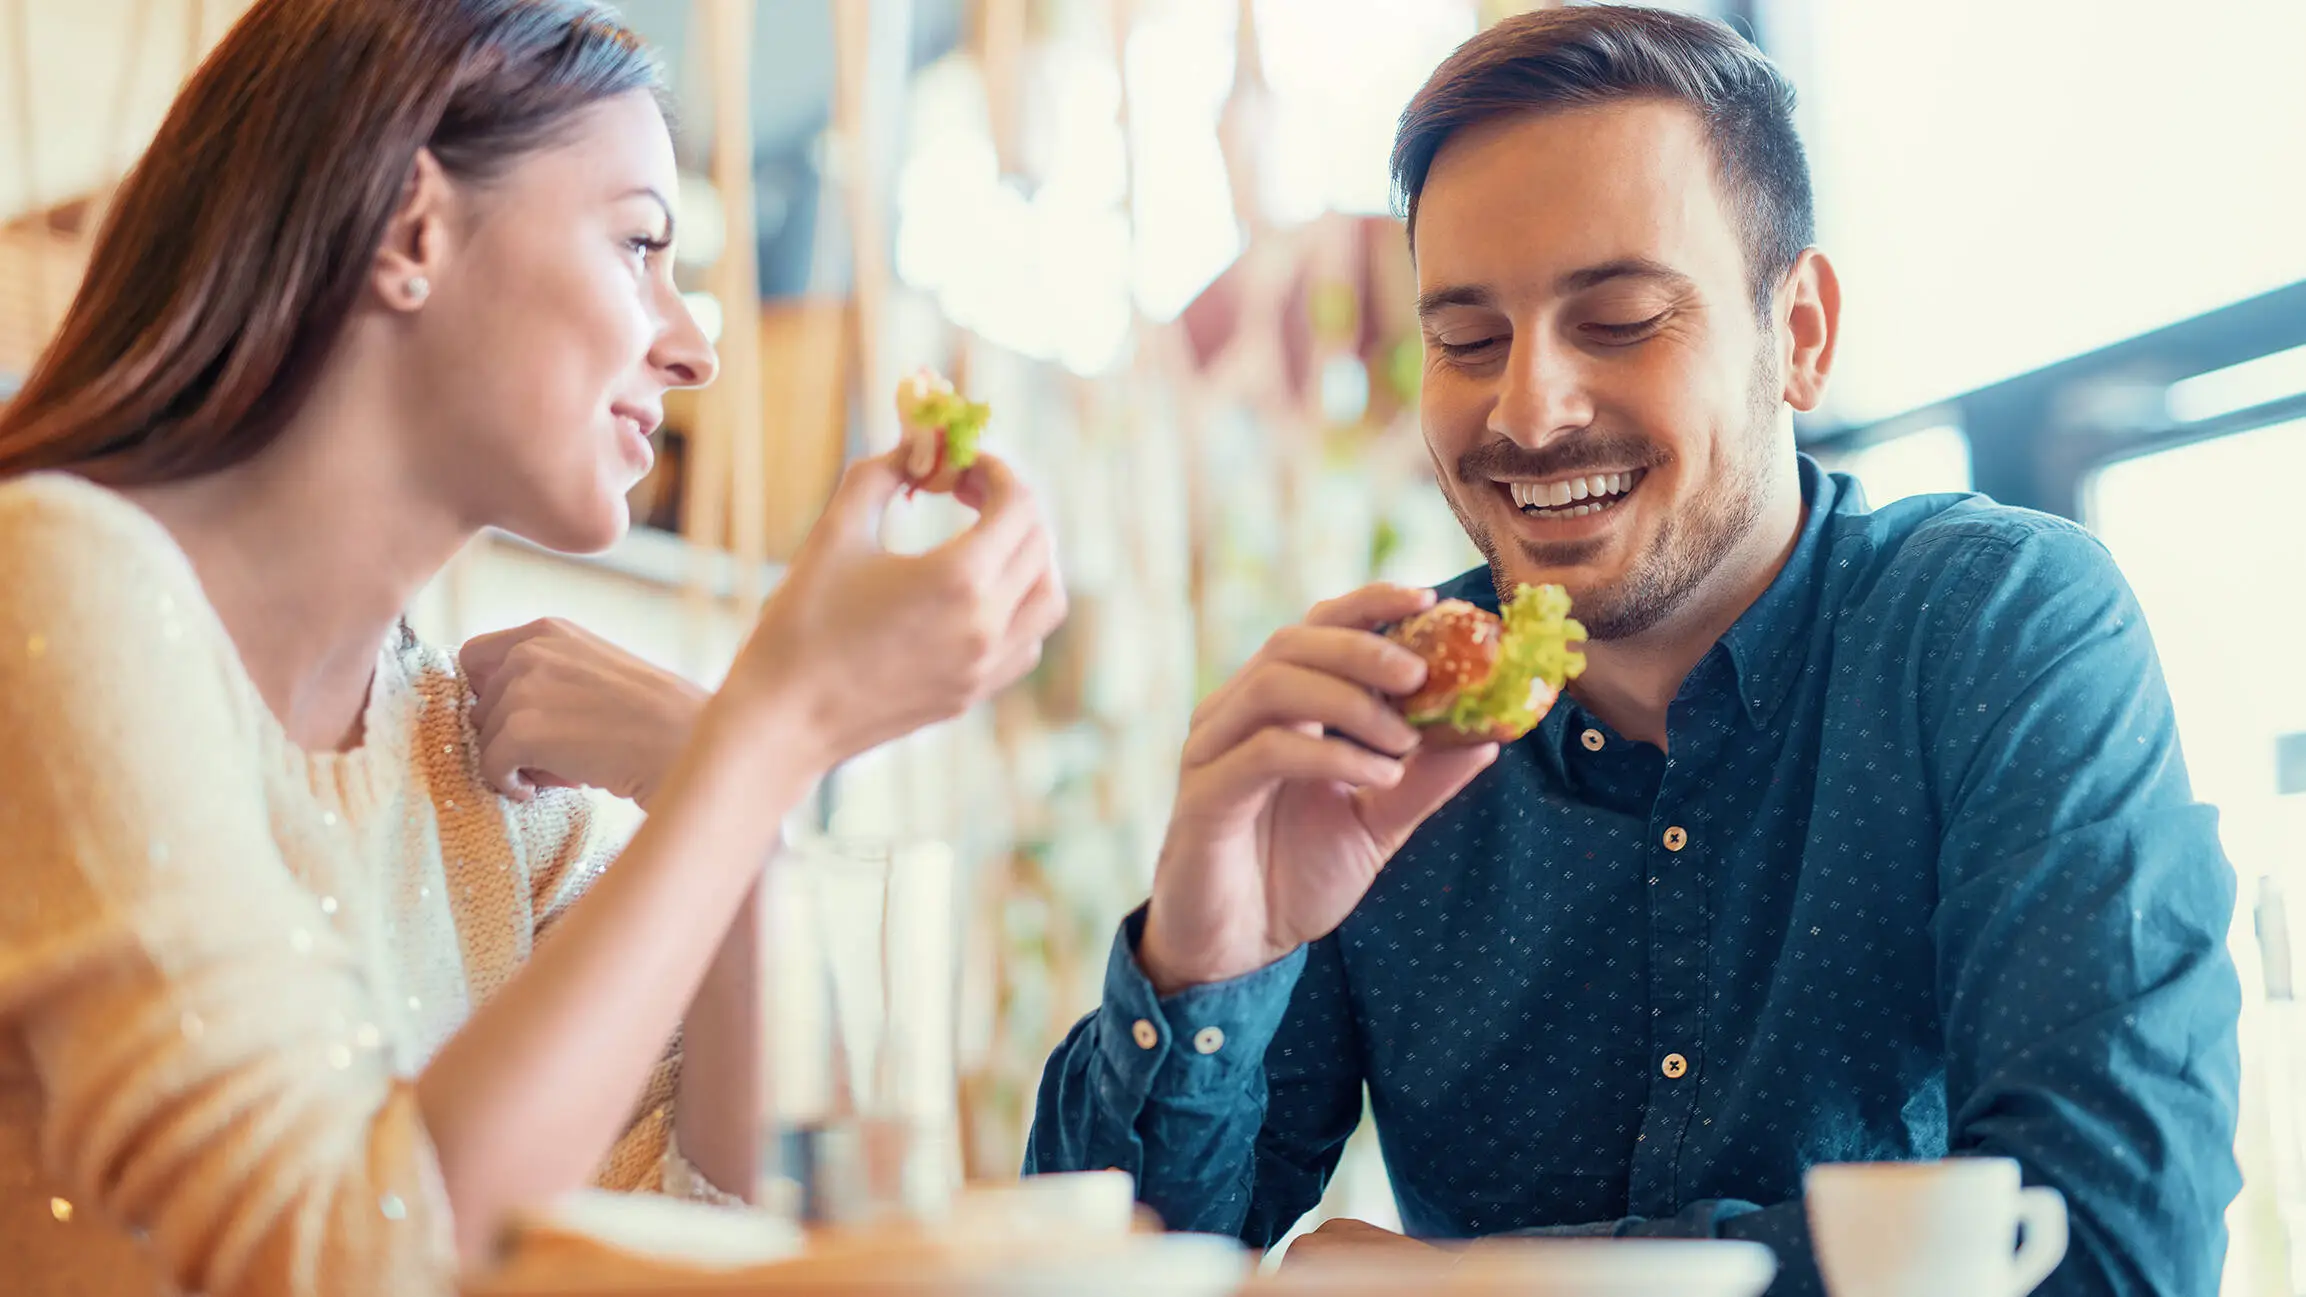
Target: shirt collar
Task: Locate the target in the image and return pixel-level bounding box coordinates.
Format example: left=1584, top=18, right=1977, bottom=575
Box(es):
left=1434, top=453, right=1856, bottom=748
left=1717, top=453, right=1852, bottom=729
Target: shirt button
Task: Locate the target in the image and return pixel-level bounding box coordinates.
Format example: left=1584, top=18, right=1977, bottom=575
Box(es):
left=1662, top=826, right=1688, bottom=852
left=1580, top=728, right=1606, bottom=752
left=1131, top=1019, right=1159, bottom=1050
left=1662, top=1052, right=1689, bottom=1079
left=1193, top=1026, right=1226, bottom=1055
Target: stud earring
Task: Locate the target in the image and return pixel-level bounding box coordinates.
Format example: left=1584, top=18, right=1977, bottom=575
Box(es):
left=405, top=275, right=430, bottom=305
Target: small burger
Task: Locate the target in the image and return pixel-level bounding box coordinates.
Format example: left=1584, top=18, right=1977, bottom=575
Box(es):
left=1387, top=583, right=1587, bottom=746
left=894, top=368, right=991, bottom=495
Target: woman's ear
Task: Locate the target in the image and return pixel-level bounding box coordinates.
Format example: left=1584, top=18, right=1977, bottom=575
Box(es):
left=370, top=148, right=454, bottom=312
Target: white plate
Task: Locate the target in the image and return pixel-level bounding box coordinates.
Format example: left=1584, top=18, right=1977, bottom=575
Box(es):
left=1267, top=1238, right=1777, bottom=1297
left=950, top=1171, right=1140, bottom=1238
left=950, top=1232, right=1252, bottom=1297
left=516, top=1189, right=806, bottom=1270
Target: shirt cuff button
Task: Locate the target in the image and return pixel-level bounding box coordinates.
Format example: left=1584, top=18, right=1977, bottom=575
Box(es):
left=1131, top=1018, right=1159, bottom=1050
left=1193, top=1026, right=1226, bottom=1055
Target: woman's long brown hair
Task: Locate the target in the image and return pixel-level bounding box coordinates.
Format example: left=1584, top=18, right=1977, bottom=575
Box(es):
left=0, top=0, right=661, bottom=485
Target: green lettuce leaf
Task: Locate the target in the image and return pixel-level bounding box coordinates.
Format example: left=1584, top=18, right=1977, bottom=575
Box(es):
left=1441, top=582, right=1588, bottom=737
left=900, top=387, right=992, bottom=470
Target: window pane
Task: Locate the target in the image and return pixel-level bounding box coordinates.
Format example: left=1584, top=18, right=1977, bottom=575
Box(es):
left=1783, top=0, right=2306, bottom=422
left=2086, top=419, right=2306, bottom=1296
left=1820, top=424, right=1973, bottom=505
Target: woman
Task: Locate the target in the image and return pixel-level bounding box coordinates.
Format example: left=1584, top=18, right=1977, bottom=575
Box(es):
left=0, top=2, right=1063, bottom=1294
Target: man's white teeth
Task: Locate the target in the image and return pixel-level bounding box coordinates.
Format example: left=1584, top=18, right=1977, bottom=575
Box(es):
left=1510, top=472, right=1635, bottom=512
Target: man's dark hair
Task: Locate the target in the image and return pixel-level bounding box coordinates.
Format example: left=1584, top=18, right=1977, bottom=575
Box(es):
left=1390, top=5, right=1814, bottom=316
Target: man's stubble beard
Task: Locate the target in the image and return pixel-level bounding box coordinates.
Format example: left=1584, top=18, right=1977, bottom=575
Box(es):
left=1441, top=344, right=1782, bottom=643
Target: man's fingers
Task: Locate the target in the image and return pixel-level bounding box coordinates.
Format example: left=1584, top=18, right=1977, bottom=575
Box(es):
left=1185, top=662, right=1420, bottom=769
left=1255, top=623, right=1430, bottom=697
left=1358, top=743, right=1500, bottom=853
left=1304, top=583, right=1438, bottom=632
left=1189, top=594, right=1432, bottom=734
left=1186, top=728, right=1405, bottom=814
left=1283, top=1218, right=1426, bottom=1270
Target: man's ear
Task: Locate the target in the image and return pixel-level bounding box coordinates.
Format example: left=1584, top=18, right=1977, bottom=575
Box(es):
left=1778, top=248, right=1840, bottom=413
left=368, top=148, right=455, bottom=312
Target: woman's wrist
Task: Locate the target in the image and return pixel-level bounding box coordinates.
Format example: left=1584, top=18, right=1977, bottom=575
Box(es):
left=633, top=687, right=825, bottom=875
left=631, top=676, right=712, bottom=812
left=693, top=659, right=842, bottom=783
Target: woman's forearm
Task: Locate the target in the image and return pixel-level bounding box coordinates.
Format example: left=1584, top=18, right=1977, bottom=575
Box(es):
left=418, top=695, right=817, bottom=1259
left=674, top=877, right=763, bottom=1198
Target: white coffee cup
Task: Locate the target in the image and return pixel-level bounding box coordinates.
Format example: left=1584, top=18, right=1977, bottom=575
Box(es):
left=1805, top=1158, right=2066, bottom=1297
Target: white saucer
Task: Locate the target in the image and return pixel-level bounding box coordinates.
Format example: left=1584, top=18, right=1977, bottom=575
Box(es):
left=1266, top=1237, right=1777, bottom=1296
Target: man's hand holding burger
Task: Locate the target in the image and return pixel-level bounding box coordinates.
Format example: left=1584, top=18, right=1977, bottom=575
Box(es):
left=1138, top=582, right=1584, bottom=995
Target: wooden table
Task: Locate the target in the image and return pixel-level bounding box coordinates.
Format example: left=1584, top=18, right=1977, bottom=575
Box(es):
left=459, top=1191, right=1774, bottom=1296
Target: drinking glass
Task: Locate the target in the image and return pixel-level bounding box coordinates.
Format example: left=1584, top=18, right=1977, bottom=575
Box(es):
left=756, top=835, right=961, bottom=1226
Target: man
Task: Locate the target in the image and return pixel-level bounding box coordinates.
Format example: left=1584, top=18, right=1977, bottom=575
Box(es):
left=1023, top=7, right=2241, bottom=1294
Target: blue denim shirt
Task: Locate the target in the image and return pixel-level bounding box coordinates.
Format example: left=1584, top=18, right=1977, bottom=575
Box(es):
left=1024, top=457, right=2242, bottom=1295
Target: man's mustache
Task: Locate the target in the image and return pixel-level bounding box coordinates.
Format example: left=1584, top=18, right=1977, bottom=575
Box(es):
left=1454, top=432, right=1662, bottom=487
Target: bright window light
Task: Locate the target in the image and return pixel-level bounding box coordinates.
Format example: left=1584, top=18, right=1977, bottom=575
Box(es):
left=1124, top=0, right=1242, bottom=321
left=1831, top=424, right=1972, bottom=505
left=1799, top=0, right=2306, bottom=422
left=894, top=48, right=1134, bottom=375
left=2166, top=343, right=2306, bottom=425
left=1250, top=0, right=1475, bottom=223
left=893, top=0, right=1480, bottom=347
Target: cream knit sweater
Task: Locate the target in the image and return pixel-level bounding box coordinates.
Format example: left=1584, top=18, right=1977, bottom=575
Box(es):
left=0, top=473, right=712, bottom=1296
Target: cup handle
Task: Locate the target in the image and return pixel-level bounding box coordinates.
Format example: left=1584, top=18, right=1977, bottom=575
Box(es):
left=2008, top=1185, right=2068, bottom=1296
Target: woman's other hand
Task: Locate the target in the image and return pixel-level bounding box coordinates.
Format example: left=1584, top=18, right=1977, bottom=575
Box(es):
left=461, top=619, right=707, bottom=807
